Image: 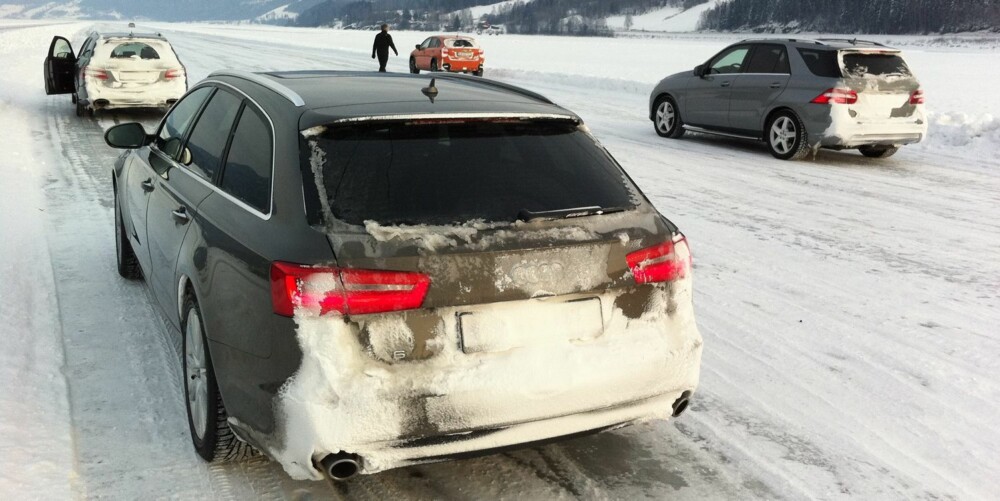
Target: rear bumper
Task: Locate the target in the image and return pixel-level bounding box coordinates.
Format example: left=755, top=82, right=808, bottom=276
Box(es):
left=258, top=286, right=703, bottom=480
left=805, top=104, right=928, bottom=148
left=442, top=59, right=483, bottom=72
left=82, top=80, right=186, bottom=109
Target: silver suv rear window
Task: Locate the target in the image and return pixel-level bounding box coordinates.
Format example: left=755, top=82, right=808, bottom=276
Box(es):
left=306, top=120, right=637, bottom=226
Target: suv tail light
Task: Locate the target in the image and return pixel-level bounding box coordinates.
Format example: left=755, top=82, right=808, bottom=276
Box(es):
left=909, top=89, right=924, bottom=105
left=811, top=88, right=858, bottom=105
left=270, top=262, right=430, bottom=317
left=83, top=66, right=108, bottom=80
left=626, top=234, right=692, bottom=284
left=164, top=69, right=184, bottom=80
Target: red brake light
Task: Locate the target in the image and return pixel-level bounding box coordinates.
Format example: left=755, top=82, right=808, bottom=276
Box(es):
left=164, top=69, right=183, bottom=80
left=909, top=89, right=924, bottom=105
left=269, top=262, right=430, bottom=317
left=811, top=88, right=858, bottom=105
left=83, top=66, right=108, bottom=80
left=626, top=234, right=692, bottom=284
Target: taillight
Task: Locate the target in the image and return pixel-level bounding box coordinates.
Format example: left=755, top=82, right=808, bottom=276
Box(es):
left=164, top=69, right=184, bottom=80
left=626, top=234, right=692, bottom=284
left=811, top=88, right=858, bottom=105
left=83, top=66, right=108, bottom=80
left=909, top=89, right=924, bottom=105
left=269, top=262, right=430, bottom=317
left=441, top=48, right=450, bottom=57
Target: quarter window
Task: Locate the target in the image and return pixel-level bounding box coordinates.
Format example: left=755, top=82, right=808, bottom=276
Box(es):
left=220, top=106, right=272, bottom=213
left=184, top=90, right=242, bottom=181
left=709, top=46, right=750, bottom=74
left=156, top=86, right=212, bottom=160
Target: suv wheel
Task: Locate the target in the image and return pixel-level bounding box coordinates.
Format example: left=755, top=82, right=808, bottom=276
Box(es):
left=409, top=57, right=419, bottom=74
left=859, top=145, right=898, bottom=158
left=182, top=295, right=258, bottom=462
left=115, top=189, right=141, bottom=279
left=653, top=96, right=684, bottom=138
left=766, top=110, right=809, bottom=160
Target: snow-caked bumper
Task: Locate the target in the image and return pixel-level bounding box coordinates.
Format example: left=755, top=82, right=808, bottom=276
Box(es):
left=82, top=79, right=186, bottom=110
left=273, top=285, right=702, bottom=480
left=803, top=97, right=928, bottom=149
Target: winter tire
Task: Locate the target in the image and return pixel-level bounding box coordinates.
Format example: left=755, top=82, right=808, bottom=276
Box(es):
left=473, top=68, right=484, bottom=77
left=182, top=296, right=258, bottom=463
left=653, top=96, right=684, bottom=138
left=409, top=57, right=419, bottom=74
left=859, top=145, right=898, bottom=158
left=766, top=110, right=809, bottom=160
left=115, top=189, right=141, bottom=279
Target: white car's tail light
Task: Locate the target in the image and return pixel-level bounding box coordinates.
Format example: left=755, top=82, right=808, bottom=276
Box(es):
left=909, top=89, right=925, bottom=105
left=811, top=88, right=858, bottom=105
left=626, top=234, right=692, bottom=284
left=270, top=262, right=430, bottom=317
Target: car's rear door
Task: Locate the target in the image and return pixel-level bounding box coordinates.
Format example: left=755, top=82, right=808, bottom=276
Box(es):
left=125, top=86, right=213, bottom=276
left=683, top=44, right=750, bottom=128
left=44, top=36, right=76, bottom=95
left=728, top=43, right=792, bottom=134
left=145, top=86, right=241, bottom=326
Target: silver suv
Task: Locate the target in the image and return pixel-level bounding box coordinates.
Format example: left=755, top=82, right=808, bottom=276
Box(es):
left=649, top=39, right=927, bottom=160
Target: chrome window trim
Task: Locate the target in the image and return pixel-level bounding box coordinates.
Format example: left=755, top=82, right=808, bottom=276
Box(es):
left=162, top=80, right=276, bottom=221
left=319, top=112, right=579, bottom=126
left=209, top=70, right=305, bottom=107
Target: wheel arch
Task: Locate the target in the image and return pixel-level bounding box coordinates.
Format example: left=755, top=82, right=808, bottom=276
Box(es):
left=651, top=92, right=678, bottom=121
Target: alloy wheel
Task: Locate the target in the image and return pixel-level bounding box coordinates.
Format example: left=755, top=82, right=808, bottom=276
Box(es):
left=770, top=116, right=797, bottom=155
left=185, top=309, right=209, bottom=440
left=656, top=101, right=675, bottom=134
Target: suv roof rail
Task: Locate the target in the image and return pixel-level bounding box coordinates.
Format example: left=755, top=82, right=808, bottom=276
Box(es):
left=209, top=70, right=305, bottom=107
left=432, top=72, right=554, bottom=104
left=738, top=38, right=824, bottom=45
left=815, top=38, right=888, bottom=47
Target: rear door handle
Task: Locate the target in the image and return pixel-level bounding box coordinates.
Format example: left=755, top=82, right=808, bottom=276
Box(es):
left=770, top=82, right=783, bottom=88
left=171, top=207, right=190, bottom=224
left=141, top=179, right=154, bottom=192
left=720, top=81, right=731, bottom=87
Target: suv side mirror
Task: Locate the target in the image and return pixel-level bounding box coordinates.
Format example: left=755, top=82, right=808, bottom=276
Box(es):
left=104, top=123, right=149, bottom=149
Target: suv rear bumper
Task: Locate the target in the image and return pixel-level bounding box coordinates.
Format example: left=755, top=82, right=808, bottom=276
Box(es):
left=805, top=104, right=928, bottom=148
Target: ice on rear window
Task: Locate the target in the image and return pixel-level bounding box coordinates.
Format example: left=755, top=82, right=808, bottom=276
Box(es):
left=842, top=52, right=912, bottom=78
left=96, top=39, right=179, bottom=64
left=445, top=38, right=478, bottom=48
left=304, top=121, right=638, bottom=226
left=110, top=42, right=160, bottom=59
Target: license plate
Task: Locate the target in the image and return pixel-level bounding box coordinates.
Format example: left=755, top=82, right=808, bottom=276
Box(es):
left=458, top=50, right=473, bottom=59
left=459, top=297, right=604, bottom=354
left=118, top=71, right=158, bottom=83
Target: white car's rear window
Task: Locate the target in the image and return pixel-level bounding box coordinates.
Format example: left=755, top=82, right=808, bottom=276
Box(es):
left=95, top=39, right=179, bottom=64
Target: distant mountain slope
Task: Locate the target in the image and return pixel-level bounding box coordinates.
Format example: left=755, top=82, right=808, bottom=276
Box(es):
left=0, top=0, right=325, bottom=21
left=699, top=0, right=1000, bottom=34
left=606, top=0, right=724, bottom=32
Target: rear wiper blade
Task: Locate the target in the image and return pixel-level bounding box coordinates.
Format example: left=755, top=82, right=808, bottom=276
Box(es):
left=516, top=206, right=628, bottom=222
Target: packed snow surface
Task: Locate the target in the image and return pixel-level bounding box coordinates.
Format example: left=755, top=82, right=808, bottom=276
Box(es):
left=2, top=19, right=1000, bottom=499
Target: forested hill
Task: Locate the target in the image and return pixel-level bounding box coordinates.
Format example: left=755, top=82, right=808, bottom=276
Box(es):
left=698, top=0, right=1000, bottom=34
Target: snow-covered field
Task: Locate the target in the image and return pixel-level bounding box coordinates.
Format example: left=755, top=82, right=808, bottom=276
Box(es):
left=1, top=20, right=999, bottom=499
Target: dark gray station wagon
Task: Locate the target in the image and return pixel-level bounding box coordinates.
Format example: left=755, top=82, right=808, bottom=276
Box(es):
left=106, top=71, right=703, bottom=481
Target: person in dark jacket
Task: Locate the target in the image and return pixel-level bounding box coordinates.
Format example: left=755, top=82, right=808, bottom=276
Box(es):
left=371, top=24, right=398, bottom=72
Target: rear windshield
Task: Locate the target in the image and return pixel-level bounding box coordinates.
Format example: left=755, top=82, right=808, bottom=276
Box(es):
left=305, top=121, right=637, bottom=226
left=445, top=38, right=478, bottom=48
left=841, top=52, right=911, bottom=77
left=110, top=42, right=160, bottom=59
left=97, top=39, right=178, bottom=63
left=797, top=48, right=842, bottom=78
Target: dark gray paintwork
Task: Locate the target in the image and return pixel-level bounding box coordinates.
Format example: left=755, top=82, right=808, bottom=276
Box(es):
left=113, top=71, right=680, bottom=439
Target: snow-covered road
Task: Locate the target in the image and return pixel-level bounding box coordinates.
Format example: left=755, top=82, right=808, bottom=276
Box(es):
left=2, top=20, right=998, bottom=499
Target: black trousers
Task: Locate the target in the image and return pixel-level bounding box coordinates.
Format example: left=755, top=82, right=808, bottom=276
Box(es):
left=377, top=52, right=389, bottom=72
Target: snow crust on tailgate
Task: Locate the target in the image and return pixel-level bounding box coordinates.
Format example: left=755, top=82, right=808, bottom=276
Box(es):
left=265, top=281, right=701, bottom=480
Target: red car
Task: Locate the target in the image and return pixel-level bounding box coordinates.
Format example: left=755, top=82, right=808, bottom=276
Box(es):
left=410, top=35, right=485, bottom=76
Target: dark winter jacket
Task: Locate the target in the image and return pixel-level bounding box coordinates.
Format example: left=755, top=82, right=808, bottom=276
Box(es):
left=372, top=32, right=398, bottom=58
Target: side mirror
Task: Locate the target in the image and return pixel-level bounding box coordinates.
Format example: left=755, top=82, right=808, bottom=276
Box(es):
left=104, top=123, right=148, bottom=149
left=415, top=44, right=422, bottom=50
left=694, top=64, right=706, bottom=77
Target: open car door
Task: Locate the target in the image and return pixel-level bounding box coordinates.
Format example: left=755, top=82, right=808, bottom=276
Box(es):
left=44, top=36, right=76, bottom=95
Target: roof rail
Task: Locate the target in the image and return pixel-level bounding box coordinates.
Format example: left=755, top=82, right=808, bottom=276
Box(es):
left=816, top=38, right=887, bottom=47
left=209, top=70, right=305, bottom=107
left=432, top=73, right=553, bottom=104
left=738, top=38, right=823, bottom=45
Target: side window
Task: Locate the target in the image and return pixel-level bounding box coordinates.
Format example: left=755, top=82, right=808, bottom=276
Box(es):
left=156, top=86, right=213, bottom=160
left=220, top=105, right=272, bottom=213
left=183, top=89, right=243, bottom=181
left=420, top=37, right=432, bottom=49
left=745, top=44, right=790, bottom=74
left=709, top=46, right=750, bottom=75
left=429, top=38, right=440, bottom=48
left=797, top=49, right=842, bottom=78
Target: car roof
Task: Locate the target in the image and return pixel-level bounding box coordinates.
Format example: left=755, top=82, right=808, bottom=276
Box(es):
left=97, top=31, right=169, bottom=41
left=208, top=71, right=577, bottom=130
left=736, top=38, right=900, bottom=51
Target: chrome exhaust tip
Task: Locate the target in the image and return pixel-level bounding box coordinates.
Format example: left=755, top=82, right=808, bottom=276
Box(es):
left=672, top=391, right=692, bottom=418
left=319, top=452, right=363, bottom=481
